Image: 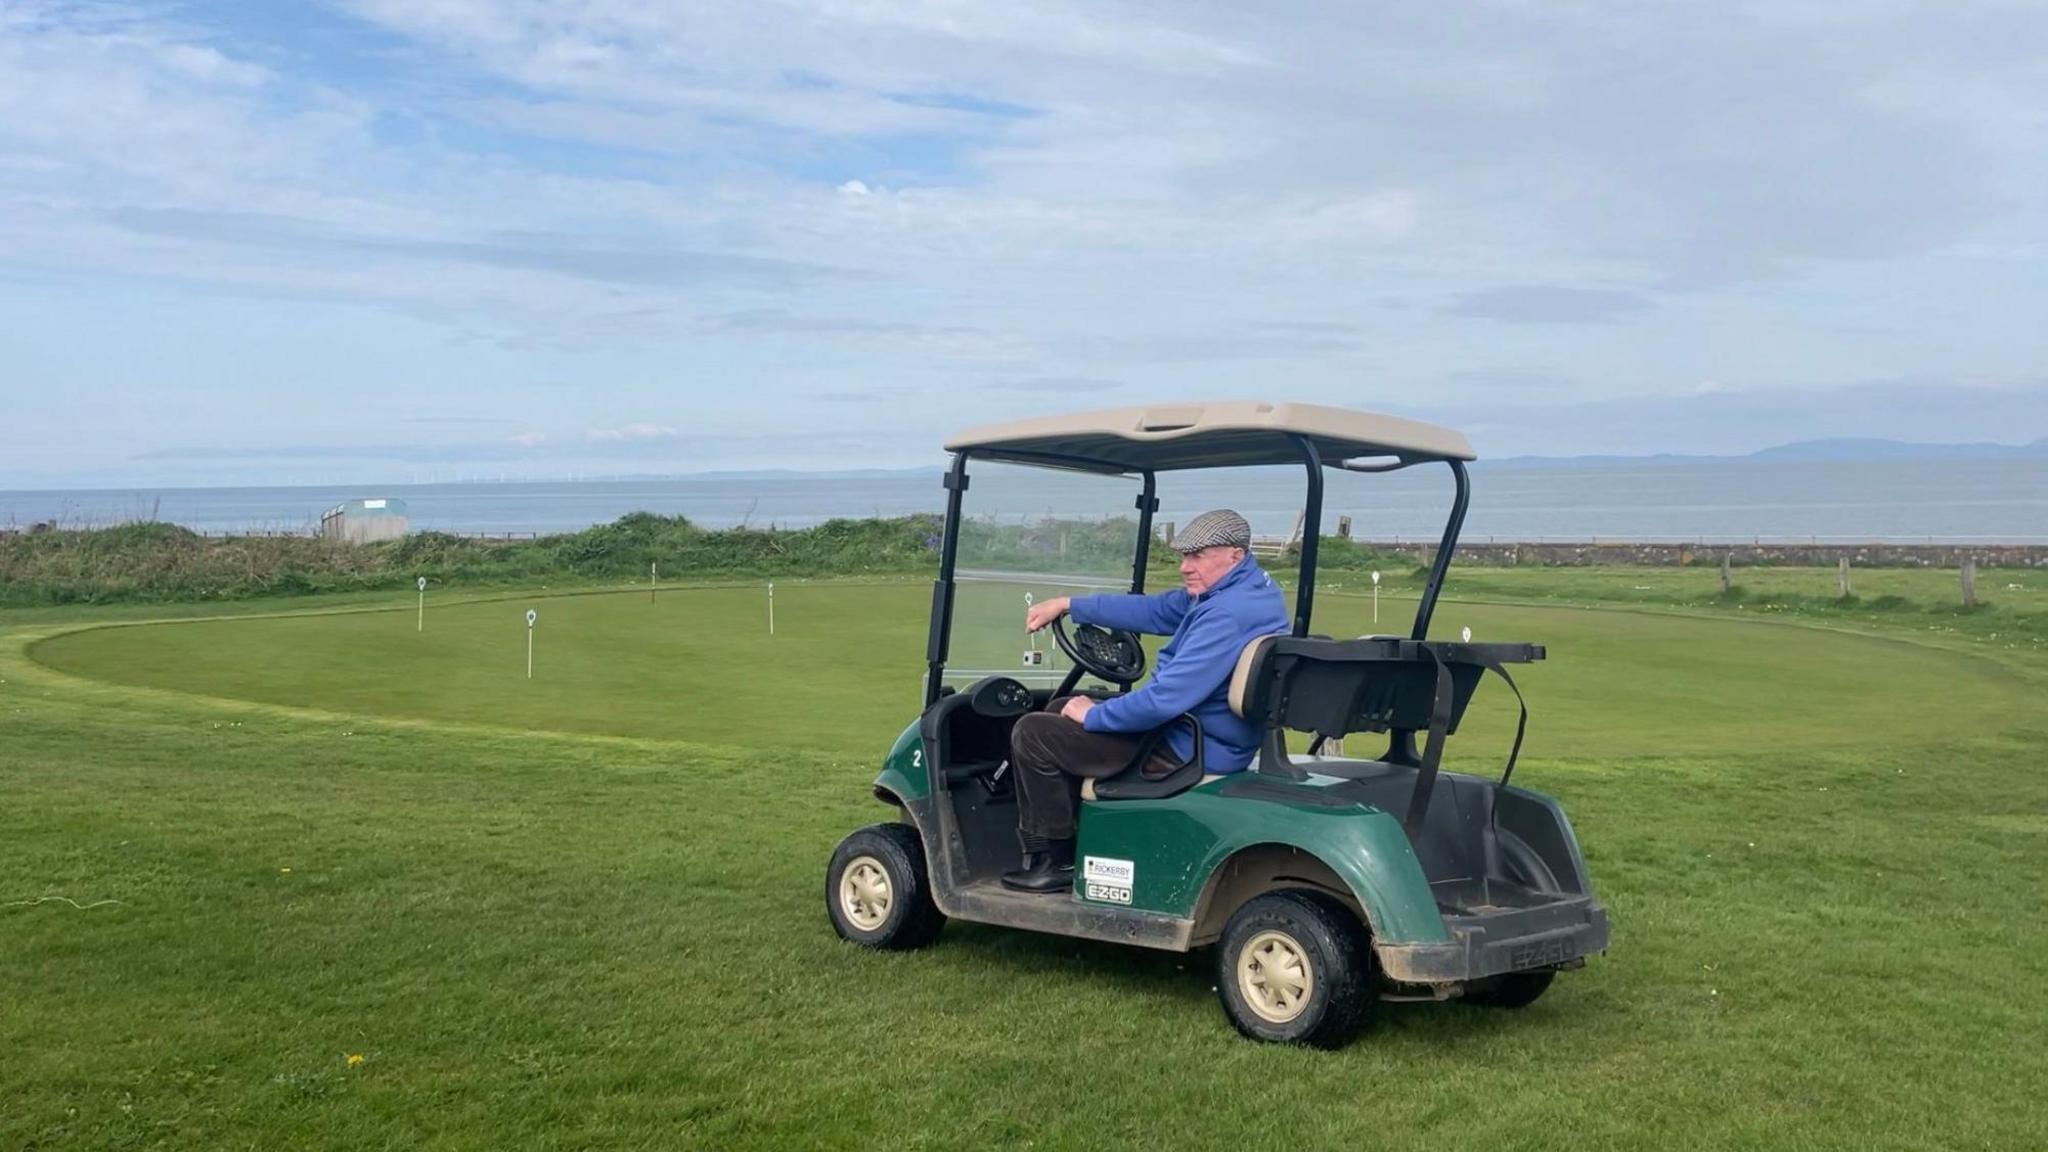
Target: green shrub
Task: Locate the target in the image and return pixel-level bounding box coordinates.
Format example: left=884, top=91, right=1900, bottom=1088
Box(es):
left=0, top=513, right=967, bottom=605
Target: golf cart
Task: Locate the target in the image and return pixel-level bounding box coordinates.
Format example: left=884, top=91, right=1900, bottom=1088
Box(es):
left=825, top=401, right=1609, bottom=1046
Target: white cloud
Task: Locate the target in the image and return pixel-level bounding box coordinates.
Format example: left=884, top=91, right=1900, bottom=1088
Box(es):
left=5, top=1, right=2048, bottom=485
left=587, top=424, right=678, bottom=443
left=13, top=2, right=2039, bottom=321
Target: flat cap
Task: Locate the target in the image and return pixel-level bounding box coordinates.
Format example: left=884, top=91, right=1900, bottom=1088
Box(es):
left=1171, top=508, right=1252, bottom=554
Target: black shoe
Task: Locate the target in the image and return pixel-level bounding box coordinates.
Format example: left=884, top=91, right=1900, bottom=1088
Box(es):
left=1001, top=838, right=1075, bottom=893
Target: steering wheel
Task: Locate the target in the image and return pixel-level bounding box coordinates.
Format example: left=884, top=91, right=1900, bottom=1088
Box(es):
left=1051, top=616, right=1147, bottom=686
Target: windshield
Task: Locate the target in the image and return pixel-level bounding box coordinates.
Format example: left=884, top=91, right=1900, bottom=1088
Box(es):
left=942, top=461, right=1145, bottom=692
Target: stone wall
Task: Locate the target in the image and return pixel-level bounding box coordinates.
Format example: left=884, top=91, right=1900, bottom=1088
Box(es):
left=1354, top=539, right=2048, bottom=568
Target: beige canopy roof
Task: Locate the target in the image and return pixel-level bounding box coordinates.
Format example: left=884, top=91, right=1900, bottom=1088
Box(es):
left=944, top=400, right=1475, bottom=472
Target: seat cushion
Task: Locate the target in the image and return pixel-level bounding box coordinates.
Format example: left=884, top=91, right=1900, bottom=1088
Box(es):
left=1083, top=774, right=1225, bottom=802
left=1227, top=636, right=1277, bottom=718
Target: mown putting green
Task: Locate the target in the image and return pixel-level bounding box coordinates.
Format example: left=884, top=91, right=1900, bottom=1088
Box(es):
left=5, top=581, right=2046, bottom=1150
left=28, top=582, right=2039, bottom=761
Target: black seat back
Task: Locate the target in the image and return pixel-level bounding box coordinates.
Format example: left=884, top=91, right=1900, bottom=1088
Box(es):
left=1235, top=637, right=1497, bottom=740
left=1234, top=637, right=1543, bottom=807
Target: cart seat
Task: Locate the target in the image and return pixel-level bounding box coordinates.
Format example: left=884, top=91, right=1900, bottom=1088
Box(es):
left=1230, top=634, right=1542, bottom=738
left=1086, top=634, right=1282, bottom=802
left=1082, top=774, right=1222, bottom=801
left=1227, top=635, right=1273, bottom=718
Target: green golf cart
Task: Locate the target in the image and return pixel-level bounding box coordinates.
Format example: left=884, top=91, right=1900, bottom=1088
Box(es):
left=825, top=401, right=1609, bottom=1046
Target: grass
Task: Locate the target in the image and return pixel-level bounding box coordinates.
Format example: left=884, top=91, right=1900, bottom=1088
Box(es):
left=27, top=582, right=2043, bottom=761
left=4, top=572, right=2047, bottom=1149
left=1420, top=563, right=2048, bottom=658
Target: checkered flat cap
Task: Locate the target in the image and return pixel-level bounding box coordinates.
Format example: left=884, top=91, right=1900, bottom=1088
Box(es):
left=1171, top=508, right=1252, bottom=554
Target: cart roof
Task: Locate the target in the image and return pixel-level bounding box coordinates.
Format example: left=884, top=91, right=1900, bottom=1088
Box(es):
left=944, top=401, right=1475, bottom=472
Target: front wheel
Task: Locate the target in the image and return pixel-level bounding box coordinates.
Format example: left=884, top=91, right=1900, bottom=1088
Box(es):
left=826, top=822, right=944, bottom=950
left=1215, top=890, right=1375, bottom=1047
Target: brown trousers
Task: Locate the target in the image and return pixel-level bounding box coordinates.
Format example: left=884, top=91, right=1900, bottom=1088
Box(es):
left=1010, top=696, right=1182, bottom=842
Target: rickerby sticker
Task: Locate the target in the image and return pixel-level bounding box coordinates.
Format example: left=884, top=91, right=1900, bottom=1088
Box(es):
left=1083, top=856, right=1135, bottom=903
left=1084, top=857, right=1135, bottom=885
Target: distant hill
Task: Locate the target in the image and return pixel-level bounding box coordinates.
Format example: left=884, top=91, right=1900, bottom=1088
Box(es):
left=1489, top=438, right=2048, bottom=468
left=1745, top=438, right=2048, bottom=462
left=686, top=466, right=946, bottom=480
left=642, top=444, right=2048, bottom=478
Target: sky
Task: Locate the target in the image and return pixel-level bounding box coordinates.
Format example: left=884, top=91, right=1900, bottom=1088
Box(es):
left=2, top=0, right=2047, bottom=488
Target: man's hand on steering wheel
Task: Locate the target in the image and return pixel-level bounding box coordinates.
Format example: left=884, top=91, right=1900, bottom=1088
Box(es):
left=1025, top=595, right=1070, bottom=633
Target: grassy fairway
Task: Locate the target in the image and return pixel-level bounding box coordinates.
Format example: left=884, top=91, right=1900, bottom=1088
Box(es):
left=29, top=581, right=2042, bottom=760
left=5, top=580, right=2047, bottom=1149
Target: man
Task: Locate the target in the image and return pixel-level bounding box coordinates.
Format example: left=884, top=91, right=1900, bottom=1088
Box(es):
left=1001, top=508, right=1290, bottom=892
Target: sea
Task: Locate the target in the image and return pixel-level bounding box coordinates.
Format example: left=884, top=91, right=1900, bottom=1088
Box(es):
left=4, top=459, right=2045, bottom=543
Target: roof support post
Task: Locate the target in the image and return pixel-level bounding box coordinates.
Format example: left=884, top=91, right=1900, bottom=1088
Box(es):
left=1411, top=460, right=1470, bottom=641
left=924, top=453, right=970, bottom=709
left=1290, top=435, right=1324, bottom=638
left=1130, top=472, right=1159, bottom=594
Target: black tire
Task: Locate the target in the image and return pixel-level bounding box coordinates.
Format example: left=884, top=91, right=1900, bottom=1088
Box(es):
left=826, top=822, right=944, bottom=951
left=1214, top=890, right=1375, bottom=1047
left=1465, top=970, right=1555, bottom=1009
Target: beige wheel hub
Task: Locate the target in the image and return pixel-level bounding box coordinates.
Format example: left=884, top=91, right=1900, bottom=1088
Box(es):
left=1237, top=930, right=1314, bottom=1024
left=839, top=855, right=893, bottom=932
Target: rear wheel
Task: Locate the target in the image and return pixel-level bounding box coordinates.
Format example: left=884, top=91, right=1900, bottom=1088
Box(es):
left=1215, top=890, right=1375, bottom=1047
left=1466, top=970, right=1555, bottom=1009
left=826, top=823, right=944, bottom=950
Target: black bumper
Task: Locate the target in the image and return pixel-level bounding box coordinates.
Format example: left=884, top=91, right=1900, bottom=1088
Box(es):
left=1376, top=898, right=1610, bottom=985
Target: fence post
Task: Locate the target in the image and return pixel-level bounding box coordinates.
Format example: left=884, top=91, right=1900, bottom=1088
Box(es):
left=1961, top=556, right=1977, bottom=606
left=1838, top=556, right=1851, bottom=598
left=1720, top=553, right=1731, bottom=594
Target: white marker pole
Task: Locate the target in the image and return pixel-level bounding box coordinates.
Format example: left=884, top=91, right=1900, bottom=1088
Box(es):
left=1371, top=570, right=1381, bottom=625
left=768, top=581, right=775, bottom=636
left=526, top=609, right=538, bottom=678
left=650, top=560, right=658, bottom=604
left=417, top=576, right=427, bottom=632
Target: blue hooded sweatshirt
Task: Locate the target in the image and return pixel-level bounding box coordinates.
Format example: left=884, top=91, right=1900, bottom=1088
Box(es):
left=1068, top=553, right=1290, bottom=773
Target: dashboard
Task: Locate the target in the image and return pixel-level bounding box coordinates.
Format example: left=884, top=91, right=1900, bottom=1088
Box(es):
left=966, top=676, right=1034, bottom=717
